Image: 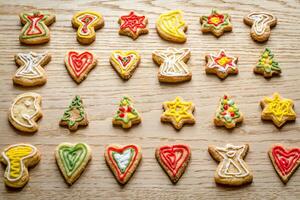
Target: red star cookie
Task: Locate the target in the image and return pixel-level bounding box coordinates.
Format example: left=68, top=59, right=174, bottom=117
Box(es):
left=118, top=11, right=148, bottom=40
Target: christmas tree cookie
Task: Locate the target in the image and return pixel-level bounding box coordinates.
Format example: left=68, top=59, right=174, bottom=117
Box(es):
left=254, top=48, right=281, bottom=78
left=60, top=96, right=88, bottom=131
left=214, top=94, right=243, bottom=129
left=112, top=96, right=141, bottom=129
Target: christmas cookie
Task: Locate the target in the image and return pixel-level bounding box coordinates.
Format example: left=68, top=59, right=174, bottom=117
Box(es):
left=8, top=92, right=42, bottom=133
left=72, top=10, right=104, bottom=44
left=13, top=52, right=51, bottom=86
left=254, top=48, right=281, bottom=78
left=200, top=9, right=232, bottom=37
left=161, top=96, right=195, bottom=130
left=60, top=96, right=88, bottom=131
left=118, top=11, right=148, bottom=40
left=205, top=49, right=238, bottom=79
left=0, top=144, right=41, bottom=188
left=269, top=144, right=300, bottom=184
left=55, top=142, right=92, bottom=185
left=19, top=11, right=55, bottom=44
left=208, top=144, right=253, bottom=186
left=112, top=96, right=141, bottom=129
left=110, top=50, right=141, bottom=80
left=153, top=48, right=191, bottom=83
left=244, top=12, right=277, bottom=42
left=104, top=144, right=142, bottom=185
left=156, top=10, right=187, bottom=43
left=64, top=50, right=97, bottom=84
left=214, top=94, right=243, bottom=129
left=261, top=93, right=296, bottom=128
left=155, top=144, right=191, bottom=184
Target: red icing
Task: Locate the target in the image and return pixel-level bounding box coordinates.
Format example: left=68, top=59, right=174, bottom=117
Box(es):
left=120, top=11, right=146, bottom=33
left=208, top=14, right=224, bottom=26
left=79, top=15, right=95, bottom=33
left=214, top=51, right=233, bottom=67
left=117, top=55, right=132, bottom=67
left=68, top=51, right=94, bottom=77
left=158, top=144, right=190, bottom=177
left=25, top=14, right=44, bottom=35
left=272, top=146, right=300, bottom=176
left=107, top=145, right=139, bottom=181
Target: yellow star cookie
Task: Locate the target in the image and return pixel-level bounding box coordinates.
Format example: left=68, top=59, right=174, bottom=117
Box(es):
left=261, top=93, right=296, bottom=127
left=161, top=96, right=195, bottom=130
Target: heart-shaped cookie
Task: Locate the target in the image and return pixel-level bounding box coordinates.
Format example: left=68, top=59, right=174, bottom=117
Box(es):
left=104, top=144, right=142, bottom=184
left=155, top=144, right=191, bottom=183
left=55, top=143, right=92, bottom=185
left=65, top=51, right=97, bottom=84
left=269, top=145, right=300, bottom=184
left=110, top=50, right=140, bottom=80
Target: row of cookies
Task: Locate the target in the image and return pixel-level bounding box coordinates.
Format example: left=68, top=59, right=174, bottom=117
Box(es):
left=13, top=47, right=280, bottom=87
left=19, top=9, right=276, bottom=45
left=8, top=93, right=296, bottom=133
left=1, top=143, right=299, bottom=189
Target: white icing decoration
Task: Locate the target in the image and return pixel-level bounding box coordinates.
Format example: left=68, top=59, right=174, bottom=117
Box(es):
left=77, top=14, right=98, bottom=36
left=153, top=48, right=190, bottom=77
left=1, top=144, right=37, bottom=182
left=216, top=144, right=249, bottom=178
left=15, top=52, right=47, bottom=78
left=247, top=12, right=276, bottom=35
left=208, top=49, right=237, bottom=73
left=114, top=53, right=137, bottom=70
left=113, top=149, right=132, bottom=172
left=10, top=93, right=41, bottom=128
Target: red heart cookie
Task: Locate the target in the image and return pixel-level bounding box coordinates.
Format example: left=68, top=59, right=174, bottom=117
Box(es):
left=155, top=144, right=191, bottom=183
left=104, top=144, right=142, bottom=185
left=269, top=145, right=300, bottom=184
left=65, top=51, right=97, bottom=84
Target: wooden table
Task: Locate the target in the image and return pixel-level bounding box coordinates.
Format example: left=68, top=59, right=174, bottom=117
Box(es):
left=0, top=0, right=299, bottom=199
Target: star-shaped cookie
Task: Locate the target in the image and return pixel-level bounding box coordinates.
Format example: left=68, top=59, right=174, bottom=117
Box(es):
left=161, top=96, right=195, bottom=130
left=261, top=93, right=296, bottom=128
left=118, top=11, right=148, bottom=40
left=205, top=50, right=238, bottom=79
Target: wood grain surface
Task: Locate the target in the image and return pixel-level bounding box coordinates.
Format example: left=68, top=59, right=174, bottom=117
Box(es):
left=0, top=0, right=300, bottom=199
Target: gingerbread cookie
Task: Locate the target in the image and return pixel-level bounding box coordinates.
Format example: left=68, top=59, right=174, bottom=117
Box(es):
left=155, top=144, right=191, bottom=184
left=118, top=11, right=148, bottom=40
left=60, top=96, right=88, bottom=131
left=64, top=50, right=97, bottom=84
left=13, top=52, right=51, bottom=86
left=261, top=93, right=296, bottom=128
left=105, top=144, right=142, bottom=185
left=156, top=10, right=187, bottom=43
left=153, top=48, right=192, bottom=83
left=0, top=144, right=41, bottom=188
left=161, top=96, right=195, bottom=130
left=214, top=94, right=243, bottom=129
left=208, top=144, right=253, bottom=186
left=244, top=12, right=277, bottom=42
left=8, top=92, right=42, bottom=133
left=200, top=9, right=232, bottom=37
left=254, top=48, right=281, bottom=78
left=19, top=11, right=55, bottom=44
left=269, top=144, right=300, bottom=184
left=55, top=142, right=92, bottom=185
left=110, top=50, right=141, bottom=80
left=112, top=96, right=141, bottom=129
left=205, top=50, right=238, bottom=79
left=72, top=10, right=104, bottom=44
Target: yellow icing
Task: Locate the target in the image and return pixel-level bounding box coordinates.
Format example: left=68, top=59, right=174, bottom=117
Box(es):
left=210, top=16, right=221, bottom=24
left=4, top=145, right=34, bottom=179
left=111, top=50, right=139, bottom=75
left=262, top=93, right=296, bottom=123
left=217, top=56, right=232, bottom=66
left=163, top=96, right=194, bottom=123
left=156, top=10, right=186, bottom=41
left=73, top=11, right=103, bottom=39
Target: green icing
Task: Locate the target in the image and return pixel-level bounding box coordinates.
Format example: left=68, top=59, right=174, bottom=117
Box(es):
left=256, top=48, right=280, bottom=75
left=20, top=12, right=49, bottom=39
left=61, top=96, right=86, bottom=127
left=58, top=143, right=88, bottom=176
left=113, top=96, right=139, bottom=123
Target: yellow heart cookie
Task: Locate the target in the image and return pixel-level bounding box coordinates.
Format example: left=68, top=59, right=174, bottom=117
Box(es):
left=110, top=50, right=141, bottom=80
